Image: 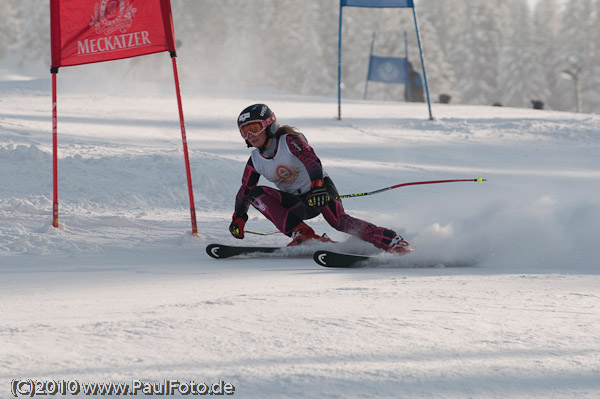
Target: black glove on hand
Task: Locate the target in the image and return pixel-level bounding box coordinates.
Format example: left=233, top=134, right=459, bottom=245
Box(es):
left=307, top=179, right=330, bottom=207
left=229, top=212, right=248, bottom=239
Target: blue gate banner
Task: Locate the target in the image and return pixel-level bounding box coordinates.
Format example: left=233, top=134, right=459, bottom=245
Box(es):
left=367, top=55, right=409, bottom=84
left=341, top=0, right=414, bottom=8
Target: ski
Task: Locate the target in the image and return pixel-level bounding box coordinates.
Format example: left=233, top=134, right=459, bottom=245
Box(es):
left=206, top=244, right=283, bottom=259
left=313, top=250, right=479, bottom=268
left=206, top=243, right=340, bottom=260
left=313, top=250, right=374, bottom=268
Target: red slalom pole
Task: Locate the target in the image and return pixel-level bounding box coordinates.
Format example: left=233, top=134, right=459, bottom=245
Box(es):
left=171, top=53, right=198, bottom=236
left=336, top=178, right=486, bottom=200
left=52, top=69, right=59, bottom=228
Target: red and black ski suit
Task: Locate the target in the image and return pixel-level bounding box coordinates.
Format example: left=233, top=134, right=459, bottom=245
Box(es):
left=233, top=133, right=402, bottom=251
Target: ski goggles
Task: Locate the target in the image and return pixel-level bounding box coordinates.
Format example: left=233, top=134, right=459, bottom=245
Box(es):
left=239, top=114, right=276, bottom=140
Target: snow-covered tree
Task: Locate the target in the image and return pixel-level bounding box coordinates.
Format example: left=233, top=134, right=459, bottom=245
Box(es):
left=531, top=0, right=561, bottom=111
left=451, top=0, right=504, bottom=105
left=497, top=0, right=544, bottom=108
left=418, top=0, right=463, bottom=59
left=14, top=0, right=51, bottom=71
left=312, top=0, right=342, bottom=96
left=414, top=11, right=457, bottom=103
left=586, top=0, right=600, bottom=113
left=555, top=0, right=594, bottom=112
left=339, top=6, right=378, bottom=99
left=417, top=0, right=460, bottom=103
left=0, top=0, right=20, bottom=62
left=267, top=0, right=331, bottom=95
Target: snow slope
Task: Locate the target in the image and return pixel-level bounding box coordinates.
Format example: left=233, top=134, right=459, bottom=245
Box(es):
left=1, top=70, right=599, bottom=398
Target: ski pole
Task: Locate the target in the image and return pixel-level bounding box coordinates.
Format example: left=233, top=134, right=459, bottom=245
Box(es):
left=245, top=229, right=281, bottom=236
left=243, top=178, right=486, bottom=233
left=336, top=177, right=486, bottom=199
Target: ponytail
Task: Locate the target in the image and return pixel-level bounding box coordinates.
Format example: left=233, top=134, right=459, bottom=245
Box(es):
left=274, top=125, right=303, bottom=139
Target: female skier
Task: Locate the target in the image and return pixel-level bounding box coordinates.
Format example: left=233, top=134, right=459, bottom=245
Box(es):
left=229, top=104, right=412, bottom=254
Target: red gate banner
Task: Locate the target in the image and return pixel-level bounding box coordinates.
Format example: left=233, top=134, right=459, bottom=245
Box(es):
left=49, top=0, right=198, bottom=235
left=50, top=0, right=176, bottom=68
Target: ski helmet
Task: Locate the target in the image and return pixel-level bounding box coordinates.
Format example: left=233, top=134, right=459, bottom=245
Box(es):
left=237, top=104, right=278, bottom=147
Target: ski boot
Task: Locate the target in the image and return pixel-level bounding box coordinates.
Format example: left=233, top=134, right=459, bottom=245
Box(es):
left=388, top=235, right=414, bottom=255
left=287, top=222, right=333, bottom=246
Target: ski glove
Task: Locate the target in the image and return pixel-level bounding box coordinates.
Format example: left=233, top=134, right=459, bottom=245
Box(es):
left=307, top=179, right=330, bottom=207
left=229, top=212, right=248, bottom=239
